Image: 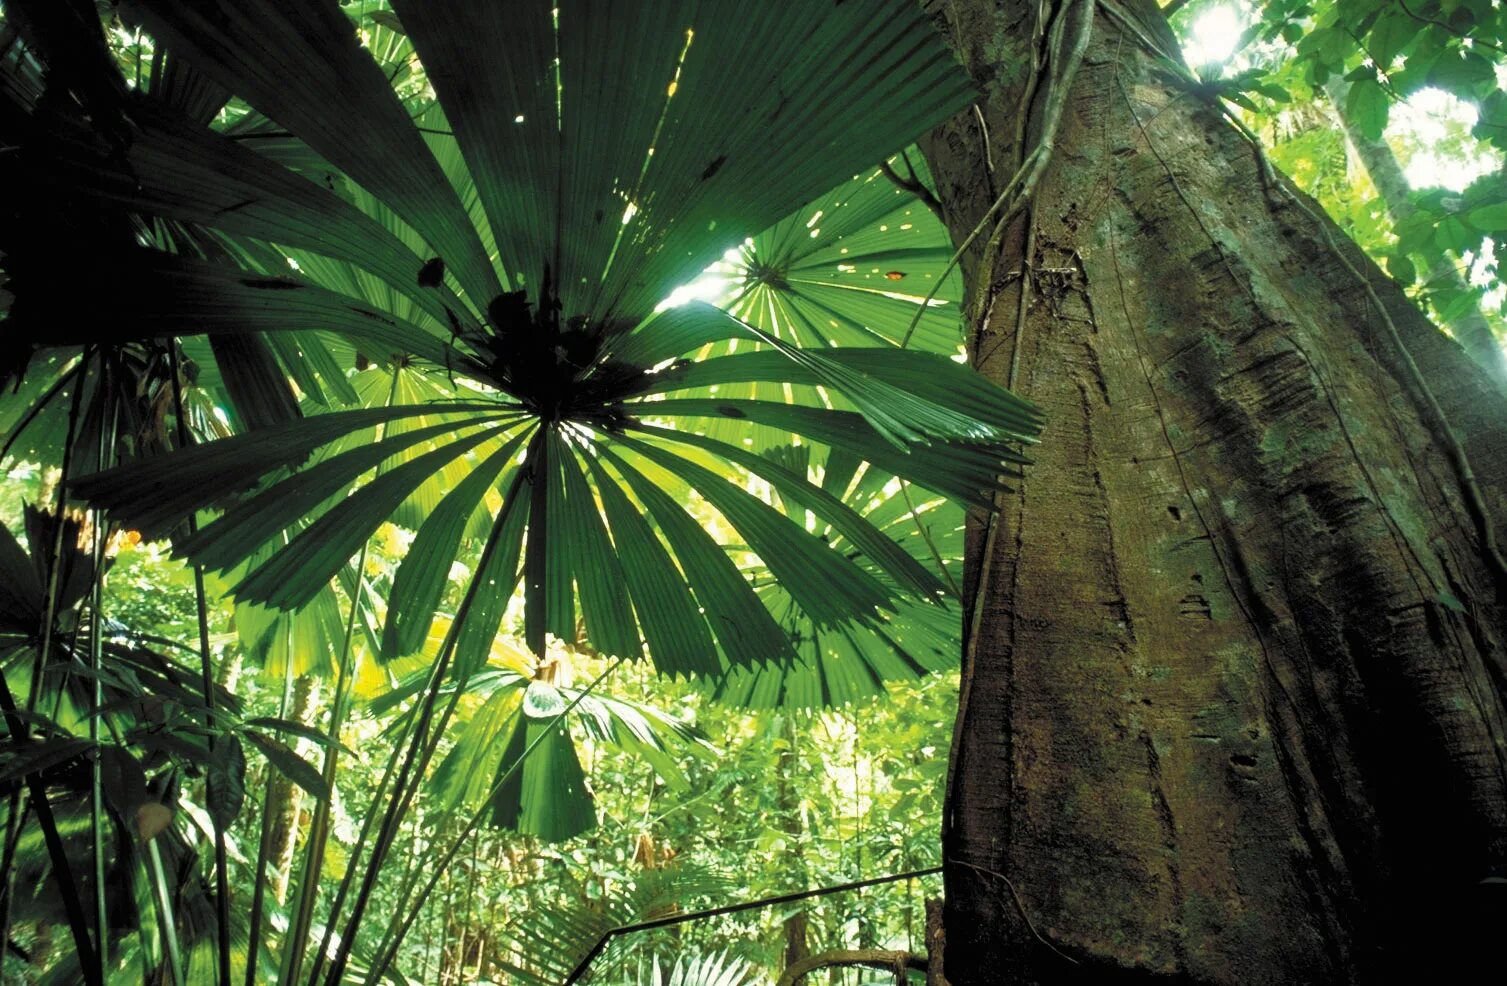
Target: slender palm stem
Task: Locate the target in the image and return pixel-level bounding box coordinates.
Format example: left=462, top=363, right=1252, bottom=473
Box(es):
left=166, top=338, right=232, bottom=986
left=145, top=837, right=185, bottom=986
left=365, top=801, right=455, bottom=981
left=27, top=353, right=87, bottom=717
left=0, top=355, right=101, bottom=983
left=276, top=568, right=360, bottom=984
left=289, top=369, right=409, bottom=984
left=321, top=494, right=522, bottom=986
left=367, top=657, right=625, bottom=982
left=0, top=796, right=30, bottom=977
left=87, top=367, right=121, bottom=981
left=459, top=831, right=481, bottom=977
left=0, top=676, right=102, bottom=985
left=303, top=702, right=406, bottom=986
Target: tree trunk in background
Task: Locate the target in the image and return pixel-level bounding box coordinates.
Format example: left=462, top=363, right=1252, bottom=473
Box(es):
left=777, top=715, right=810, bottom=971
left=1322, top=77, right=1507, bottom=386
left=920, top=1, right=1507, bottom=982
left=266, top=674, right=318, bottom=903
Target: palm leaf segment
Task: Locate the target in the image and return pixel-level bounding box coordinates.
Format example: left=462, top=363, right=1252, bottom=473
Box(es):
left=705, top=444, right=963, bottom=710
left=689, top=159, right=970, bottom=707
left=721, top=150, right=965, bottom=358
left=56, top=0, right=1040, bottom=676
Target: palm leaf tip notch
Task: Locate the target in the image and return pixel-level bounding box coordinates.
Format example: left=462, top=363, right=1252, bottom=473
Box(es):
left=54, top=0, right=1042, bottom=677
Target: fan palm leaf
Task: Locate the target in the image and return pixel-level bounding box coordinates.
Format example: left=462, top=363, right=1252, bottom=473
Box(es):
left=6, top=0, right=1041, bottom=677
left=657, top=158, right=973, bottom=706
left=641, top=952, right=757, bottom=986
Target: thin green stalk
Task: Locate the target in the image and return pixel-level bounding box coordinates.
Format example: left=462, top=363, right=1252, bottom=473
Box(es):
left=364, top=800, right=456, bottom=981
left=303, top=701, right=405, bottom=986
left=27, top=350, right=88, bottom=718
left=321, top=497, right=522, bottom=986
left=276, top=583, right=358, bottom=985
left=290, top=370, right=406, bottom=985
left=0, top=797, right=31, bottom=980
left=459, top=831, right=480, bottom=978
left=87, top=374, right=121, bottom=981
left=356, top=634, right=519, bottom=981
left=146, top=837, right=185, bottom=986
left=320, top=443, right=539, bottom=986
left=0, top=355, right=102, bottom=983
left=0, top=676, right=102, bottom=985
left=367, top=657, right=626, bottom=983
left=897, top=482, right=960, bottom=596
left=417, top=850, right=439, bottom=984
left=166, top=338, right=232, bottom=986
left=436, top=819, right=457, bottom=984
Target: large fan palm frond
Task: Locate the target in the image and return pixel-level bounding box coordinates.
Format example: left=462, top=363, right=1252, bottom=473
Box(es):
left=6, top=0, right=1040, bottom=678
left=683, top=159, right=972, bottom=707
left=723, top=150, right=964, bottom=354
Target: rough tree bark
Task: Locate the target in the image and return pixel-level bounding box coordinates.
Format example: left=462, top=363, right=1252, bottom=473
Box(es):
left=918, top=1, right=1507, bottom=983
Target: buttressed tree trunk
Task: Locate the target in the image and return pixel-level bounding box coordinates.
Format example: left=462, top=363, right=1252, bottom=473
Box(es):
left=918, top=1, right=1507, bottom=982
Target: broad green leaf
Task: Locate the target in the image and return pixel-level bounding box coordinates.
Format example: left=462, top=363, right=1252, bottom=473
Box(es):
left=1343, top=76, right=1389, bottom=143
left=8, top=250, right=456, bottom=368
left=610, top=432, right=893, bottom=628
left=23, top=96, right=472, bottom=332
left=229, top=423, right=522, bottom=609
left=627, top=423, right=943, bottom=598
left=241, top=730, right=329, bottom=801
left=1466, top=203, right=1507, bottom=231
left=452, top=469, right=533, bottom=678
left=174, top=415, right=518, bottom=574
left=581, top=449, right=721, bottom=678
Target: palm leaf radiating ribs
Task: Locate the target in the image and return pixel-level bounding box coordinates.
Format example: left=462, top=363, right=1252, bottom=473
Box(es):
left=66, top=0, right=1042, bottom=676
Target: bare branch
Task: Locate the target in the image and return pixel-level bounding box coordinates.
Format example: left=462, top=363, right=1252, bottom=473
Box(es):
left=878, top=158, right=947, bottom=224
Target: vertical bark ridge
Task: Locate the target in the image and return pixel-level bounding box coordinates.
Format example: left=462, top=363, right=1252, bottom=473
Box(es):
left=921, top=2, right=1507, bottom=983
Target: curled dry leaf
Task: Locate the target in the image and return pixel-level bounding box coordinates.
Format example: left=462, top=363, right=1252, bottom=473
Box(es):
left=134, top=801, right=174, bottom=843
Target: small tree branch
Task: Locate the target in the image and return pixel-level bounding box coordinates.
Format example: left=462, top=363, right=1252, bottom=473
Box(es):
left=1160, top=0, right=1191, bottom=17
left=776, top=949, right=927, bottom=986
left=1397, top=0, right=1507, bottom=54
left=879, top=158, right=946, bottom=224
